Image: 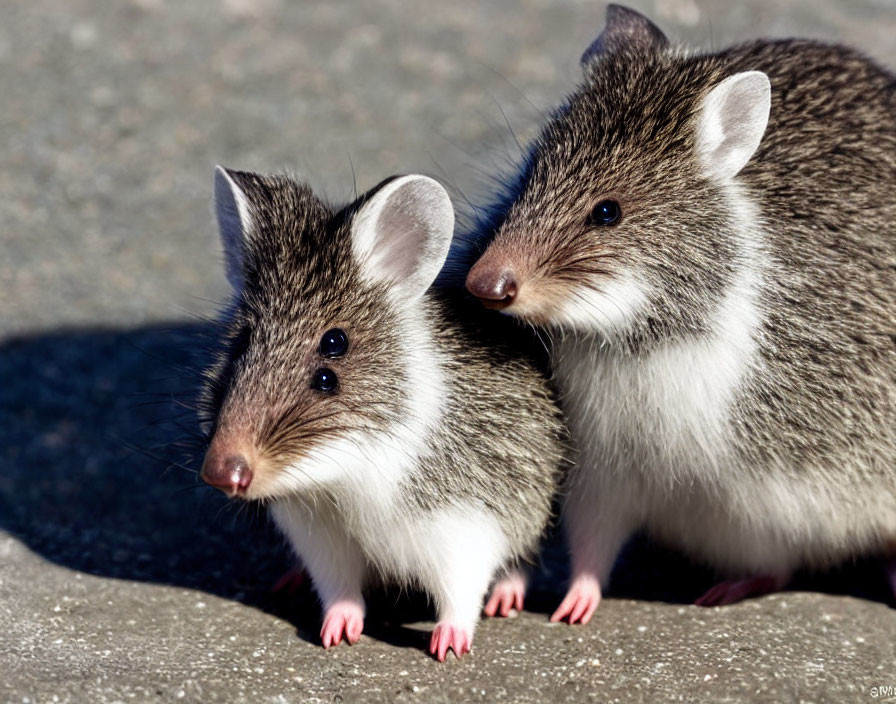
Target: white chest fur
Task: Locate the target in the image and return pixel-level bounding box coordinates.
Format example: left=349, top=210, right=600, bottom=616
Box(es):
left=553, top=255, right=763, bottom=489
left=549, top=238, right=891, bottom=571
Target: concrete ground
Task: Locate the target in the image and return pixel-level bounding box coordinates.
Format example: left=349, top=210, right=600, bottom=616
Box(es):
left=1, top=1, right=894, bottom=702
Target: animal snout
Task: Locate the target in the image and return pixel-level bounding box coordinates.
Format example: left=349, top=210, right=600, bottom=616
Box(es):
left=200, top=452, right=254, bottom=497
left=466, top=261, right=518, bottom=310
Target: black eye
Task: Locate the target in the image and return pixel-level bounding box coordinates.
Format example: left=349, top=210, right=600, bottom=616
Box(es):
left=588, top=199, right=621, bottom=226
left=311, top=367, right=338, bottom=393
left=320, top=328, right=348, bottom=358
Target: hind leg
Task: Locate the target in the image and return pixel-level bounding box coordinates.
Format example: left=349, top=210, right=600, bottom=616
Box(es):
left=886, top=556, right=896, bottom=603
left=695, top=574, right=789, bottom=607
left=271, top=563, right=307, bottom=595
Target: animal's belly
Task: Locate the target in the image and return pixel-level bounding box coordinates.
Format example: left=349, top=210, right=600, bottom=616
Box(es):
left=642, top=467, right=896, bottom=574
left=557, top=341, right=896, bottom=574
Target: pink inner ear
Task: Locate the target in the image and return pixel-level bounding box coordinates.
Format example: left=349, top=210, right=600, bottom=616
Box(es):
left=697, top=72, right=770, bottom=181
left=214, top=168, right=252, bottom=290
left=374, top=204, right=423, bottom=283
left=352, top=175, right=454, bottom=299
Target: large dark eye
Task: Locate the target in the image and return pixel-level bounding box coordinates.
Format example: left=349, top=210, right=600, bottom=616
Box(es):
left=320, top=328, right=348, bottom=358
left=311, top=367, right=338, bottom=393
left=588, top=200, right=621, bottom=226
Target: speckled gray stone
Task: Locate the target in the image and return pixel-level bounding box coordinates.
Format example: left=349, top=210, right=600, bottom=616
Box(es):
left=1, top=1, right=895, bottom=703
left=3, top=533, right=895, bottom=704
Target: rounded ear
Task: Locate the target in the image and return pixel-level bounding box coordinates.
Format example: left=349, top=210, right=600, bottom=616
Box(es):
left=350, top=175, right=455, bottom=303
left=214, top=165, right=254, bottom=290
left=581, top=4, right=668, bottom=67
left=696, top=71, right=771, bottom=182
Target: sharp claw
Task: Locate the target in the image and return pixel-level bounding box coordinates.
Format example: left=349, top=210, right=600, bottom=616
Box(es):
left=320, top=602, right=364, bottom=649
left=346, top=619, right=362, bottom=643
left=887, top=558, right=896, bottom=603
left=455, top=629, right=468, bottom=659
left=429, top=623, right=473, bottom=662
left=499, top=594, right=511, bottom=617
left=271, top=566, right=306, bottom=595
left=695, top=575, right=785, bottom=607
left=551, top=574, right=602, bottom=624
left=550, top=596, right=573, bottom=623
left=695, top=582, right=726, bottom=606
left=429, top=628, right=446, bottom=662
left=484, top=573, right=526, bottom=618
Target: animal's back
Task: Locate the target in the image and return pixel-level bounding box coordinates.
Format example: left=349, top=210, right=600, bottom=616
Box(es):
left=653, top=40, right=896, bottom=568
left=553, top=39, right=896, bottom=571
left=463, top=4, right=896, bottom=613
left=720, top=41, right=895, bottom=489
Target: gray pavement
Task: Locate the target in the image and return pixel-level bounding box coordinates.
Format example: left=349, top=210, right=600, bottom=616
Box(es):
left=1, top=1, right=895, bottom=702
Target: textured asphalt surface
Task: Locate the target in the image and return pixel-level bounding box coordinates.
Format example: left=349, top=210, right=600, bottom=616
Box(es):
left=2, top=1, right=895, bottom=702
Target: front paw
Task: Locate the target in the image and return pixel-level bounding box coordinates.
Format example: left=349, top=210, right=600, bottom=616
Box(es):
left=271, top=565, right=307, bottom=596
left=483, top=571, right=526, bottom=618
left=320, top=600, right=364, bottom=649
left=550, top=573, right=602, bottom=625
left=429, top=622, right=472, bottom=662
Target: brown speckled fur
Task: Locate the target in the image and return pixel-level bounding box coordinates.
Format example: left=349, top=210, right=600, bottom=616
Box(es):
left=461, top=5, right=895, bottom=575
left=200, top=172, right=567, bottom=564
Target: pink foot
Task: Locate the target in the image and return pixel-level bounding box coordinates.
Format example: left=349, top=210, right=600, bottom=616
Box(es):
left=483, top=572, right=526, bottom=617
left=886, top=558, right=896, bottom=602
left=429, top=622, right=472, bottom=662
left=695, top=575, right=785, bottom=607
left=320, top=600, right=364, bottom=649
left=550, top=573, right=601, bottom=625
left=271, top=565, right=307, bottom=596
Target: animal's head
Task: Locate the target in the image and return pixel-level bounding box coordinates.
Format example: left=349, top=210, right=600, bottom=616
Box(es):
left=466, top=5, right=770, bottom=347
left=200, top=169, right=454, bottom=499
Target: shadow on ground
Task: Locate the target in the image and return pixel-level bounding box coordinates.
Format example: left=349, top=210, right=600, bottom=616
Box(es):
left=0, top=322, right=890, bottom=647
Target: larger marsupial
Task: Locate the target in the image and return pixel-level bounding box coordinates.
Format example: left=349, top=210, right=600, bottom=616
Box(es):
left=462, top=4, right=896, bottom=619
left=199, top=169, right=566, bottom=659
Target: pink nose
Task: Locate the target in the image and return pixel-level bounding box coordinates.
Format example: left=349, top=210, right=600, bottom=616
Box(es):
left=200, top=453, right=253, bottom=496
left=466, top=263, right=518, bottom=310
